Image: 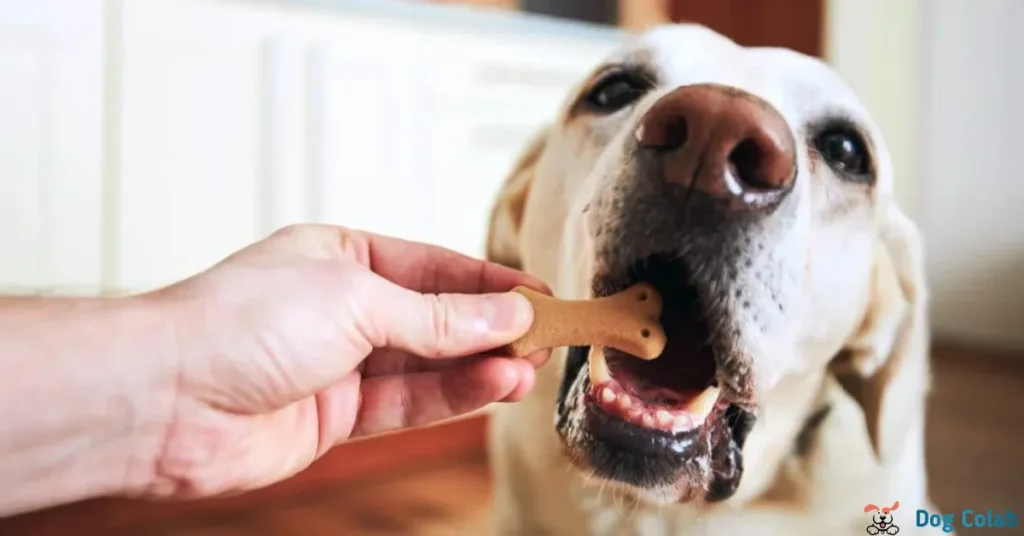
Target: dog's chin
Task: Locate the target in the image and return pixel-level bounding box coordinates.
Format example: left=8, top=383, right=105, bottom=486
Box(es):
left=554, top=255, right=757, bottom=505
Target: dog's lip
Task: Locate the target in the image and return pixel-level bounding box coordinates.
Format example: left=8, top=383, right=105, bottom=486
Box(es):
left=580, top=395, right=712, bottom=461
left=577, top=360, right=755, bottom=502
left=588, top=345, right=724, bottom=433
left=582, top=358, right=742, bottom=440
left=566, top=256, right=757, bottom=501
left=555, top=345, right=756, bottom=503
left=581, top=342, right=754, bottom=441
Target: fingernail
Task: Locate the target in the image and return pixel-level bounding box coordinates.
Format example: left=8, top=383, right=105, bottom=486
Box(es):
left=484, top=292, right=533, bottom=333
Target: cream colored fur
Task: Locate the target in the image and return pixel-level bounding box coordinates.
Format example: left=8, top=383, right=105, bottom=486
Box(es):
left=484, top=24, right=944, bottom=536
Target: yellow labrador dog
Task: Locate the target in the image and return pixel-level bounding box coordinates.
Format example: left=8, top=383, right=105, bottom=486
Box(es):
left=485, top=24, right=943, bottom=535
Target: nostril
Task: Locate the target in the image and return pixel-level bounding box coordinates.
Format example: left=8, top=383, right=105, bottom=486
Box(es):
left=640, top=115, right=688, bottom=151
left=637, top=84, right=798, bottom=207
left=728, top=138, right=772, bottom=190
left=659, top=117, right=688, bottom=151
left=728, top=137, right=793, bottom=191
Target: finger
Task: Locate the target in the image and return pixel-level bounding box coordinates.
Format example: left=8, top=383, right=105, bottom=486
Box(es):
left=498, top=359, right=537, bottom=402
left=241, top=224, right=361, bottom=261
left=254, top=224, right=550, bottom=295
left=520, top=348, right=552, bottom=369
left=359, top=345, right=551, bottom=376
left=361, top=277, right=534, bottom=359
left=359, top=347, right=479, bottom=376
left=361, top=231, right=551, bottom=296
left=348, top=357, right=527, bottom=438
left=309, top=371, right=362, bottom=457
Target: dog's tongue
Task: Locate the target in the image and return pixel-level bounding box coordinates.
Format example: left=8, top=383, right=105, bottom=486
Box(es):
left=880, top=522, right=887, bottom=528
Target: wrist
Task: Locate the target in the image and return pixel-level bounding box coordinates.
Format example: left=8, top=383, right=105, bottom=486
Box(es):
left=0, top=294, right=180, bottom=515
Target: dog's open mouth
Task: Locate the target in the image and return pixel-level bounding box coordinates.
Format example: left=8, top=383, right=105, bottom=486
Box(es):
left=566, top=254, right=755, bottom=502
left=589, top=254, right=722, bottom=434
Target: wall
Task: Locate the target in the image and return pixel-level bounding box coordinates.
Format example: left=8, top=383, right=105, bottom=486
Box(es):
left=824, top=0, right=920, bottom=217
left=0, top=0, right=107, bottom=292
left=826, top=0, right=1024, bottom=351
left=916, top=0, right=1024, bottom=350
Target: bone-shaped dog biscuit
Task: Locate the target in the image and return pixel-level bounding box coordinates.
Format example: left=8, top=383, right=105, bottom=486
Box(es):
left=504, top=283, right=666, bottom=359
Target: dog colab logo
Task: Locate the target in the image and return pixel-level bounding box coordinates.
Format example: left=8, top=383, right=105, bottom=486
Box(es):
left=865, top=501, right=901, bottom=535
left=916, top=507, right=1018, bottom=533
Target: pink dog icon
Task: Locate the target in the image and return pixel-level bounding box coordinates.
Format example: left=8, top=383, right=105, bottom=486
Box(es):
left=865, top=501, right=901, bottom=535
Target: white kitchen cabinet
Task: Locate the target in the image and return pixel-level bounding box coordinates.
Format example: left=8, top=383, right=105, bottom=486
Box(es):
left=0, top=0, right=620, bottom=292
left=0, top=0, right=106, bottom=291
left=415, top=25, right=607, bottom=255
left=301, top=16, right=435, bottom=244
left=111, top=0, right=619, bottom=290
left=116, top=0, right=270, bottom=290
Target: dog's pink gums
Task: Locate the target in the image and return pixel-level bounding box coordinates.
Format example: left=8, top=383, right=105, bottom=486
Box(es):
left=588, top=380, right=706, bottom=434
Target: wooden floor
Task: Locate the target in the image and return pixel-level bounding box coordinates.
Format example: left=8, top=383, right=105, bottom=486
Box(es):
left=140, top=458, right=494, bottom=536
left=923, top=343, right=1024, bottom=534
left=3, top=342, right=1023, bottom=535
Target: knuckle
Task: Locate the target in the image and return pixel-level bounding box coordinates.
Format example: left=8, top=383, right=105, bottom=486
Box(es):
left=271, top=223, right=340, bottom=242
left=421, top=294, right=453, bottom=358
left=270, top=223, right=364, bottom=261
left=271, top=223, right=309, bottom=239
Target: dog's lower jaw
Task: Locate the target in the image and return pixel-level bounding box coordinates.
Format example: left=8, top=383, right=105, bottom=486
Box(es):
left=555, top=349, right=756, bottom=506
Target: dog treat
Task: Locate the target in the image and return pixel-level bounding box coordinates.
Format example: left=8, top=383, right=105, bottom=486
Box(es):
left=504, top=282, right=666, bottom=359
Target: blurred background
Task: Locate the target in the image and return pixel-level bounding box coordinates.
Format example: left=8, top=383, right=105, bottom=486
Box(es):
left=0, top=0, right=1020, bottom=534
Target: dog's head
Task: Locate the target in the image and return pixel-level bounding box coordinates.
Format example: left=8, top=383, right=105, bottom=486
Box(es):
left=487, top=25, right=926, bottom=506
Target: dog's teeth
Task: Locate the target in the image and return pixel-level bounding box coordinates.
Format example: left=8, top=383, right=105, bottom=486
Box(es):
left=685, top=386, right=721, bottom=423
left=641, top=413, right=654, bottom=427
left=617, top=394, right=632, bottom=410
left=672, top=414, right=694, bottom=432
left=588, top=346, right=612, bottom=385
left=655, top=410, right=673, bottom=425
left=627, top=407, right=644, bottom=422
left=600, top=387, right=615, bottom=403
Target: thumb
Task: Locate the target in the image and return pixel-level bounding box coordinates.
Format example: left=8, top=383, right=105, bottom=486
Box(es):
left=362, top=278, right=534, bottom=358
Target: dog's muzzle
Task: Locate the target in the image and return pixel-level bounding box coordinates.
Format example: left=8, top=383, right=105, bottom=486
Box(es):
left=554, top=84, right=798, bottom=504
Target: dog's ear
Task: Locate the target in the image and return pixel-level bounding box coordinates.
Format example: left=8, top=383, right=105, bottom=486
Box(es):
left=485, top=126, right=550, bottom=269
left=831, top=204, right=930, bottom=464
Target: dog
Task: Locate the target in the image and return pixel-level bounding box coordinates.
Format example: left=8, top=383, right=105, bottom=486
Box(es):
left=865, top=502, right=901, bottom=534
left=484, top=24, right=948, bottom=535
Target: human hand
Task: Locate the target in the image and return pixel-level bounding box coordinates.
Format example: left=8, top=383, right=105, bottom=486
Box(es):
left=141, top=224, right=551, bottom=499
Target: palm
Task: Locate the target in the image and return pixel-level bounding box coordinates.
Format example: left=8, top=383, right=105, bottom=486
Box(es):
left=171, top=346, right=519, bottom=497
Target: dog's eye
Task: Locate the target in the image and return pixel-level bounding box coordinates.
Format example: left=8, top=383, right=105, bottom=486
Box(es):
left=583, top=72, right=651, bottom=114
left=814, top=128, right=870, bottom=177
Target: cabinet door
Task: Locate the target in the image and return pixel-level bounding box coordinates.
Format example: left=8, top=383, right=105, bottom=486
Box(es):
left=115, top=0, right=277, bottom=291
left=0, top=0, right=105, bottom=291
left=294, top=13, right=619, bottom=257
left=290, top=14, right=437, bottom=246
left=418, top=28, right=618, bottom=256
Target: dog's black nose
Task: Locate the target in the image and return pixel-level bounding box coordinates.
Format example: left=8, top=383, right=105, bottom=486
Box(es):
left=635, top=84, right=796, bottom=210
